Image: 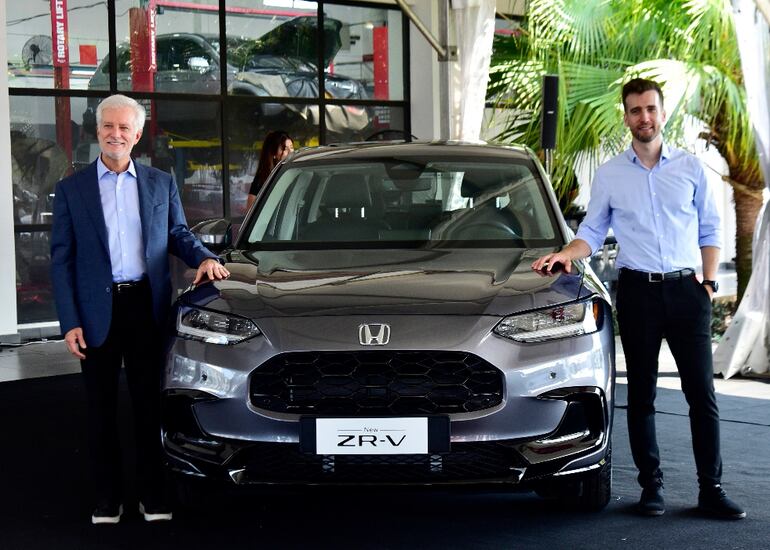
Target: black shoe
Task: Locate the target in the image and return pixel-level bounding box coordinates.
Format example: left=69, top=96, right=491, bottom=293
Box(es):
left=91, top=502, right=122, bottom=525
left=139, top=501, right=173, bottom=522
left=698, top=485, right=746, bottom=519
left=638, top=484, right=665, bottom=516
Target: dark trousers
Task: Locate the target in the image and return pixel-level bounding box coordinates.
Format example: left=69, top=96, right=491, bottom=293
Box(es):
left=616, top=270, right=722, bottom=489
left=80, top=280, right=166, bottom=506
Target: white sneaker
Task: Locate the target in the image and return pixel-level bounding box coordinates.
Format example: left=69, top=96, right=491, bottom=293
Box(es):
left=139, top=501, right=173, bottom=522
left=92, top=504, right=122, bottom=525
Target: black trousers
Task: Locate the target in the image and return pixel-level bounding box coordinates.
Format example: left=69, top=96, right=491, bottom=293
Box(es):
left=80, top=280, right=166, bottom=506
left=616, top=269, right=722, bottom=489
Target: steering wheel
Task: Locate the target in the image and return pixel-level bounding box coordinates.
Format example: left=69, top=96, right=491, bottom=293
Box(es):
left=449, top=221, right=519, bottom=239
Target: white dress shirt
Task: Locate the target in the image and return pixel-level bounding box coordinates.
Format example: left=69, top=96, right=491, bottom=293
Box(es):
left=97, top=156, right=147, bottom=282
left=575, top=143, right=722, bottom=273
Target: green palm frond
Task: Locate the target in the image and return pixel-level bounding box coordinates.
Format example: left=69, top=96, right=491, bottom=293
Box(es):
left=487, top=0, right=760, bottom=209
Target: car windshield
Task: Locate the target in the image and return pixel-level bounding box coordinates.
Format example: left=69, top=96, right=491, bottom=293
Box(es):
left=242, top=156, right=563, bottom=250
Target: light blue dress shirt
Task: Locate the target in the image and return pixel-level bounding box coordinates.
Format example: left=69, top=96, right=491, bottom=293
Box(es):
left=575, top=143, right=721, bottom=273
left=97, top=156, right=147, bottom=282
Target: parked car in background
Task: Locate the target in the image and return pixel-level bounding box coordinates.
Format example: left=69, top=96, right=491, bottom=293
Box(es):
left=163, top=142, right=615, bottom=511
left=83, top=16, right=371, bottom=141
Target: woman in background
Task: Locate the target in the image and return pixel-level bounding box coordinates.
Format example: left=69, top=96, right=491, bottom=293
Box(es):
left=247, top=131, right=294, bottom=209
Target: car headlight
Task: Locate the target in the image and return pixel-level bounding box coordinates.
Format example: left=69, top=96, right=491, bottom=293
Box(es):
left=494, top=298, right=602, bottom=343
left=176, top=306, right=260, bottom=345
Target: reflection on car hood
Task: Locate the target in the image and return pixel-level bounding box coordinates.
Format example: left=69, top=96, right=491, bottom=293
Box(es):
left=182, top=249, right=593, bottom=319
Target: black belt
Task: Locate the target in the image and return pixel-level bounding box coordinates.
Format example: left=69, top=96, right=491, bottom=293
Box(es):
left=620, top=267, right=695, bottom=283
left=113, top=278, right=149, bottom=294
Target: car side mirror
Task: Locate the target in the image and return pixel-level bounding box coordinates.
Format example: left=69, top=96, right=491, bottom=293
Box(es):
left=192, top=218, right=232, bottom=253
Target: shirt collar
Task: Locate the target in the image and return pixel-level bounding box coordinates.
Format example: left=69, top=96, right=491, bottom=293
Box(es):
left=625, top=141, right=671, bottom=165
left=97, top=155, right=137, bottom=180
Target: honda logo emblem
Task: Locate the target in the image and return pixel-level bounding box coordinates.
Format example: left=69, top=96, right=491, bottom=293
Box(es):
left=358, top=323, right=391, bottom=346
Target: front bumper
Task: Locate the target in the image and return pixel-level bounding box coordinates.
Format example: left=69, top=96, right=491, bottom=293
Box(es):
left=162, top=386, right=611, bottom=487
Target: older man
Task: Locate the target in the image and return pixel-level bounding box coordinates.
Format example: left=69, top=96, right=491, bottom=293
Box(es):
left=51, top=94, right=229, bottom=524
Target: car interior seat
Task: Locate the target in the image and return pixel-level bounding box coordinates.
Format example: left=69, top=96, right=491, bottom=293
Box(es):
left=300, top=173, right=390, bottom=241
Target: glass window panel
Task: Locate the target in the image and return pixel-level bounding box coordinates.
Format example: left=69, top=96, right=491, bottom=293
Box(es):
left=81, top=97, right=223, bottom=225
left=15, top=231, right=56, bottom=324
left=11, top=96, right=223, bottom=227
left=6, top=1, right=108, bottom=90
left=226, top=99, right=319, bottom=221
left=327, top=105, right=405, bottom=143
left=225, top=1, right=321, bottom=99
left=324, top=4, right=404, bottom=101
left=151, top=100, right=224, bottom=223
left=96, top=1, right=221, bottom=94
left=10, top=95, right=93, bottom=224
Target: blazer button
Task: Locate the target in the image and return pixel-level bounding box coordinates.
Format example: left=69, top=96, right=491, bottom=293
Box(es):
left=106, top=286, right=112, bottom=293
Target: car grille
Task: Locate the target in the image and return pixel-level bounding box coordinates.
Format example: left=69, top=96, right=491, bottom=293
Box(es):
left=249, top=351, right=504, bottom=415
left=229, top=441, right=528, bottom=484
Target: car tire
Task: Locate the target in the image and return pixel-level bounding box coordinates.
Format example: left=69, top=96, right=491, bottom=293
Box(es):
left=535, top=446, right=612, bottom=512
left=174, top=476, right=215, bottom=509
left=576, top=447, right=612, bottom=512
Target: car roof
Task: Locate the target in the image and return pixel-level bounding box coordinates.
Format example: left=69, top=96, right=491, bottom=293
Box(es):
left=289, top=141, right=534, bottom=164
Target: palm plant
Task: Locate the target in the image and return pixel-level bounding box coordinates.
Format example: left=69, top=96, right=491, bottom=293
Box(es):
left=488, top=0, right=765, bottom=300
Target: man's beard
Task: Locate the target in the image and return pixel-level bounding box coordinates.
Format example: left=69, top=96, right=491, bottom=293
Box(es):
left=632, top=126, right=659, bottom=143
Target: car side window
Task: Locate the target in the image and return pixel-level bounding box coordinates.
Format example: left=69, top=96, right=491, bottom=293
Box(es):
left=169, top=39, right=213, bottom=71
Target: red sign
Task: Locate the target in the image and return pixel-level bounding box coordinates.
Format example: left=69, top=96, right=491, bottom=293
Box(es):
left=79, top=44, right=97, bottom=66
left=373, top=26, right=389, bottom=100
left=50, top=0, right=69, bottom=67
left=148, top=2, right=157, bottom=71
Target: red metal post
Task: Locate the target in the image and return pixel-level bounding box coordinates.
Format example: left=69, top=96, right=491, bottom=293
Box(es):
left=129, top=2, right=157, bottom=156
left=128, top=3, right=157, bottom=93
left=373, top=25, right=389, bottom=100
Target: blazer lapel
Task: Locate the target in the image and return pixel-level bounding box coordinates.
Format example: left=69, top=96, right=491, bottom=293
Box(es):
left=135, top=162, right=158, bottom=254
left=77, top=161, right=110, bottom=256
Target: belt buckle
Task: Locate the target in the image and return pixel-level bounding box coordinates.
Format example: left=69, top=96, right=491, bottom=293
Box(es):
left=648, top=272, right=664, bottom=283
left=115, top=282, right=133, bottom=293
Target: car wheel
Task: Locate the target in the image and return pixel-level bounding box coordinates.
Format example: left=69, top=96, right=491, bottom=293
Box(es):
left=535, top=446, right=612, bottom=512
left=174, top=476, right=215, bottom=509
left=577, top=447, right=612, bottom=512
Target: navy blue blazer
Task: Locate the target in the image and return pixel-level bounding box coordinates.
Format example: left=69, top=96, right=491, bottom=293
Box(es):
left=50, top=160, right=217, bottom=347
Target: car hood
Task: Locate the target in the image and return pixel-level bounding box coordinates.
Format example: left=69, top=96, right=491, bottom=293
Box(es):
left=181, top=248, right=593, bottom=319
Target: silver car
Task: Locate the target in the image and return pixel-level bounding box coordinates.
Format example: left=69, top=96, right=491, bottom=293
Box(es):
left=163, top=142, right=615, bottom=510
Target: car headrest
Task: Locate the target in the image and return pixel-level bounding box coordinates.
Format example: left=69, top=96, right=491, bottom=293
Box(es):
left=322, top=174, right=372, bottom=208
left=460, top=176, right=483, bottom=198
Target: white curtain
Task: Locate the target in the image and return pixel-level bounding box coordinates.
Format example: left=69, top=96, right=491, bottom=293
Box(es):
left=714, top=0, right=770, bottom=378
left=450, top=0, right=496, bottom=141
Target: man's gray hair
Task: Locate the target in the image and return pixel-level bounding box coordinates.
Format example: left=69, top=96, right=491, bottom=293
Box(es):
left=96, top=94, right=146, bottom=131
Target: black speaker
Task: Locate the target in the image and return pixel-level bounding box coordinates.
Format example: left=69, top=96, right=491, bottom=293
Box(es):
left=540, top=74, right=559, bottom=150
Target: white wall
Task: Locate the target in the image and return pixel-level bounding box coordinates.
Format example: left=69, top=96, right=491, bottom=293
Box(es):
left=407, top=1, right=441, bottom=139
left=0, top=0, right=20, bottom=340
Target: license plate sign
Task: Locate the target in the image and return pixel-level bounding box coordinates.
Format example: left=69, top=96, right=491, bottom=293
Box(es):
left=315, top=417, right=428, bottom=455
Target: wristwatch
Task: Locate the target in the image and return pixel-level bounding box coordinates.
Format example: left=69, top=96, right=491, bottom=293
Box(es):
left=702, top=279, right=719, bottom=293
